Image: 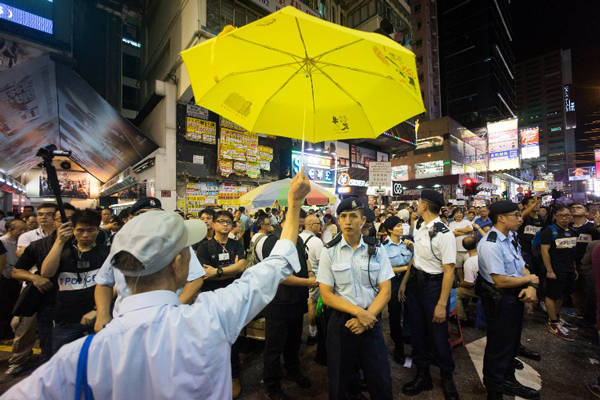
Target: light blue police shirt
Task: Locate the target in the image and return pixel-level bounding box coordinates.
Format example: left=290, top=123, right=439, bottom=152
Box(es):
left=477, top=227, right=525, bottom=284
left=2, top=240, right=299, bottom=400
left=95, top=246, right=205, bottom=316
left=383, top=238, right=412, bottom=272
left=317, top=236, right=394, bottom=309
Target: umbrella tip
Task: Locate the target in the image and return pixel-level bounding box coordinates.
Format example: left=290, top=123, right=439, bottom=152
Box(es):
left=219, top=25, right=236, bottom=36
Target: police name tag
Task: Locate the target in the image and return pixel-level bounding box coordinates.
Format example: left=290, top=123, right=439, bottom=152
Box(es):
left=218, top=252, right=230, bottom=262
left=555, top=237, right=577, bottom=249
left=524, top=225, right=541, bottom=235
left=577, top=234, right=592, bottom=243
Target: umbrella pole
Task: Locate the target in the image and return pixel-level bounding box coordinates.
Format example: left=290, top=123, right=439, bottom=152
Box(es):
left=300, top=73, right=310, bottom=167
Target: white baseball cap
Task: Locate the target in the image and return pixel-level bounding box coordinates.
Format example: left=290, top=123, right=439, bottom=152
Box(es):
left=108, top=211, right=207, bottom=277
left=397, top=209, right=410, bottom=222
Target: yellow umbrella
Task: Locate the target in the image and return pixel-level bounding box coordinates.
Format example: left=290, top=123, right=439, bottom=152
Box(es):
left=181, top=6, right=424, bottom=146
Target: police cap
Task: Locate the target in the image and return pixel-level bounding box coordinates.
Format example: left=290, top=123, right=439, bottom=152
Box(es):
left=489, top=201, right=518, bottom=216
left=337, top=197, right=364, bottom=215
left=383, top=216, right=401, bottom=232
left=130, top=197, right=163, bottom=216
left=364, top=207, right=375, bottom=223
left=420, top=189, right=445, bottom=207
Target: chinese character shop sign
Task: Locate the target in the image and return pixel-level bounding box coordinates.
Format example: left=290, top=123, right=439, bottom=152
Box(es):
left=292, top=151, right=333, bottom=187
left=369, top=162, right=392, bottom=187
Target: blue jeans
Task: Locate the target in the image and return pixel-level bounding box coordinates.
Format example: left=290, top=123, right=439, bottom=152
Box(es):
left=53, top=322, right=93, bottom=354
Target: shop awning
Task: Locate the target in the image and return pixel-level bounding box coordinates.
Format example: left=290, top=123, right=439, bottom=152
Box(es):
left=497, top=173, right=529, bottom=185
left=0, top=55, right=158, bottom=183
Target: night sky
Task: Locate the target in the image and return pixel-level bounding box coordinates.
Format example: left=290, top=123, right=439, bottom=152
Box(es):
left=511, top=1, right=600, bottom=165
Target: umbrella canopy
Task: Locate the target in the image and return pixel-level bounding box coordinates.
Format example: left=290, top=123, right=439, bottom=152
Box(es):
left=181, top=6, right=424, bottom=143
left=239, top=178, right=335, bottom=208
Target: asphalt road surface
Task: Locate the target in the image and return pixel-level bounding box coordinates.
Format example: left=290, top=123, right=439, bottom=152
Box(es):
left=1, top=306, right=598, bottom=399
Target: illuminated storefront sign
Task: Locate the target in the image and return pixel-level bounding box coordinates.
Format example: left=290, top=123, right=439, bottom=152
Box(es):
left=292, top=151, right=333, bottom=187
left=0, top=2, right=54, bottom=34
left=415, top=161, right=443, bottom=179
left=520, top=127, right=540, bottom=159
left=568, top=167, right=592, bottom=181
left=487, top=119, right=520, bottom=171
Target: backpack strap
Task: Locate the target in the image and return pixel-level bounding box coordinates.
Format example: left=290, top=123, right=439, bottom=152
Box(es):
left=75, top=334, right=95, bottom=400
left=550, top=225, right=558, bottom=241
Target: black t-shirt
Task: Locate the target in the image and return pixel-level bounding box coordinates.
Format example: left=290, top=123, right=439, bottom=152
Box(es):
left=54, top=243, right=110, bottom=324
left=570, top=221, right=600, bottom=266
left=260, top=236, right=309, bottom=319
left=517, top=215, right=544, bottom=253
left=0, top=241, right=6, bottom=255
left=540, top=225, right=577, bottom=273
left=197, top=238, right=246, bottom=292
left=14, top=233, right=59, bottom=304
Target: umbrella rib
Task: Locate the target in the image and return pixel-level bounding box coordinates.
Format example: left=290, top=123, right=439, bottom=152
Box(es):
left=261, top=63, right=306, bottom=106
left=311, top=39, right=364, bottom=62
left=221, top=62, right=303, bottom=80
left=312, top=63, right=378, bottom=138
left=230, top=34, right=305, bottom=62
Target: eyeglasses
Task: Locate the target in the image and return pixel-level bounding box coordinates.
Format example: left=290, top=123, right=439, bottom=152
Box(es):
left=556, top=213, right=572, bottom=219
left=506, top=212, right=522, bottom=218
left=215, top=219, right=233, bottom=225
left=38, top=212, right=54, bottom=217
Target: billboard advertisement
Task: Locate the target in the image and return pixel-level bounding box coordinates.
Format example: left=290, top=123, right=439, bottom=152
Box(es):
left=487, top=119, right=520, bottom=171
left=568, top=167, right=592, bottom=181
left=40, top=170, right=91, bottom=198
left=520, top=127, right=540, bottom=160
left=595, top=149, right=600, bottom=178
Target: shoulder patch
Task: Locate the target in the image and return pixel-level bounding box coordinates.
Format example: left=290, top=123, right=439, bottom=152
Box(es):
left=434, top=222, right=450, bottom=234
left=325, top=232, right=343, bottom=249
left=486, top=231, right=497, bottom=243
left=362, top=235, right=378, bottom=246
left=381, top=239, right=389, bottom=245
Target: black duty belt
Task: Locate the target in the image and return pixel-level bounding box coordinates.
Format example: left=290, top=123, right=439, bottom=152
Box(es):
left=410, top=268, right=444, bottom=283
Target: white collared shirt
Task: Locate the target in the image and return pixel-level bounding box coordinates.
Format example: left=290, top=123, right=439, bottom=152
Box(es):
left=3, top=240, right=300, bottom=400
left=300, top=230, right=324, bottom=275
left=17, top=227, right=49, bottom=249
left=413, top=217, right=456, bottom=274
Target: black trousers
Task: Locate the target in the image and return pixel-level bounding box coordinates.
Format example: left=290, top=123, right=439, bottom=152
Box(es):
left=388, top=275, right=405, bottom=355
left=0, top=277, right=21, bottom=339
left=263, top=315, right=304, bottom=391
left=483, top=293, right=524, bottom=392
left=407, top=278, right=455, bottom=373
left=326, top=310, right=392, bottom=400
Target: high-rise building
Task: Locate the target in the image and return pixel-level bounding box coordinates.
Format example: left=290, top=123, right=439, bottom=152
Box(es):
left=516, top=49, right=576, bottom=177
left=437, top=0, right=516, bottom=130
left=410, top=0, right=441, bottom=120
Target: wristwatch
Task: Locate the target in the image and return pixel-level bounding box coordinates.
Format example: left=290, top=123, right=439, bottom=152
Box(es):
left=528, top=283, right=539, bottom=289
left=217, top=267, right=224, bottom=277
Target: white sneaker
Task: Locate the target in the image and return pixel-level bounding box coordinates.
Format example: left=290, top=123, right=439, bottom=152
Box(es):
left=540, top=301, right=547, bottom=313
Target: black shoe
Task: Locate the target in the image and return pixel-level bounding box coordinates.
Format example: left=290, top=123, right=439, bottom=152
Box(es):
left=306, top=335, right=318, bottom=346
left=265, top=388, right=292, bottom=400
left=441, top=375, right=460, bottom=400
left=393, top=348, right=405, bottom=365
left=514, top=358, right=524, bottom=370
left=403, top=335, right=412, bottom=345
left=402, top=370, right=433, bottom=396
left=518, top=345, right=541, bottom=361
left=0, top=363, right=33, bottom=384
left=285, top=371, right=311, bottom=389
left=487, top=390, right=504, bottom=400
left=502, top=380, right=540, bottom=399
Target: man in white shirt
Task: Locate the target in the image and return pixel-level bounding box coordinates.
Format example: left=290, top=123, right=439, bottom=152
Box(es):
left=299, top=214, right=324, bottom=345
left=456, top=236, right=479, bottom=325
left=250, top=215, right=275, bottom=262
left=3, top=170, right=311, bottom=400
left=16, top=203, right=57, bottom=258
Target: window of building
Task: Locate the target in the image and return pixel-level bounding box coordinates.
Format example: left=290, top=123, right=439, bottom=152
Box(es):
left=122, top=85, right=139, bottom=110
left=122, top=54, right=140, bottom=80
left=414, top=4, right=421, bottom=14
left=416, top=38, right=422, bottom=48
left=347, top=0, right=377, bottom=28
left=417, top=55, right=423, bottom=66
left=417, top=20, right=422, bottom=30
left=207, top=0, right=264, bottom=34
left=418, top=73, right=424, bottom=83
left=320, top=0, right=328, bottom=20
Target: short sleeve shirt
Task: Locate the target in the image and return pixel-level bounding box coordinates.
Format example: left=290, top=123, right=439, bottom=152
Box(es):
left=449, top=220, right=472, bottom=251
left=540, top=225, right=577, bottom=273
left=383, top=239, right=412, bottom=271
left=473, top=217, right=493, bottom=240
left=463, top=255, right=479, bottom=284
left=570, top=221, right=600, bottom=266
left=299, top=231, right=324, bottom=275
left=198, top=238, right=246, bottom=292
left=317, top=236, right=394, bottom=309
left=413, top=217, right=457, bottom=274
left=517, top=215, right=544, bottom=253
left=477, top=228, right=525, bottom=284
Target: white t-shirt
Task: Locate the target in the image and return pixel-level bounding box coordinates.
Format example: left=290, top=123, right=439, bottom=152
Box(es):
left=463, top=255, right=479, bottom=284
left=250, top=232, right=269, bottom=261
left=322, top=224, right=338, bottom=244
left=449, top=220, right=472, bottom=252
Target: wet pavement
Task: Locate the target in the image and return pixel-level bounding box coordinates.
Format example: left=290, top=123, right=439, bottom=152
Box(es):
left=1, top=306, right=598, bottom=399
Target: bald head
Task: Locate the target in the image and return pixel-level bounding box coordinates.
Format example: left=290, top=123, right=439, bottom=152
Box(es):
left=305, top=215, right=322, bottom=235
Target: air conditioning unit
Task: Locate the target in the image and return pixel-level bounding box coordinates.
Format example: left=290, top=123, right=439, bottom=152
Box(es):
left=99, top=167, right=138, bottom=196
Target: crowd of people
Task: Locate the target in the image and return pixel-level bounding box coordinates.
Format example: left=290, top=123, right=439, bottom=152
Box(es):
left=1, top=176, right=600, bottom=399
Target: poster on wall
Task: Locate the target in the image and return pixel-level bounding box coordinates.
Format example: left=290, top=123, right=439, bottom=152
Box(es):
left=218, top=124, right=262, bottom=178
left=376, top=151, right=389, bottom=162
left=40, top=170, right=91, bottom=198
left=186, top=117, right=216, bottom=144
left=520, top=127, right=540, bottom=160
left=186, top=103, right=209, bottom=119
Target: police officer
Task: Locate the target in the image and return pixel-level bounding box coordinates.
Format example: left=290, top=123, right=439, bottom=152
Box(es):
left=399, top=190, right=459, bottom=399
left=317, top=197, right=394, bottom=400
left=477, top=201, right=540, bottom=400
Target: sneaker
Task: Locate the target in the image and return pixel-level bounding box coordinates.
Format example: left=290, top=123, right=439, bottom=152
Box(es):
left=588, top=380, right=600, bottom=399
left=539, top=301, right=547, bottom=313
left=559, top=317, right=578, bottom=331
left=548, top=321, right=574, bottom=341
left=0, top=363, right=31, bottom=384
left=565, top=309, right=583, bottom=319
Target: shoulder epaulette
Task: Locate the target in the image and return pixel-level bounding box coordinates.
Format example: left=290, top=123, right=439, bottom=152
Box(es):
left=325, top=232, right=343, bottom=248
left=381, top=239, right=389, bottom=245
left=486, top=231, right=497, bottom=243
left=434, top=221, right=450, bottom=234
left=363, top=235, right=378, bottom=246
left=416, top=217, right=424, bottom=230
